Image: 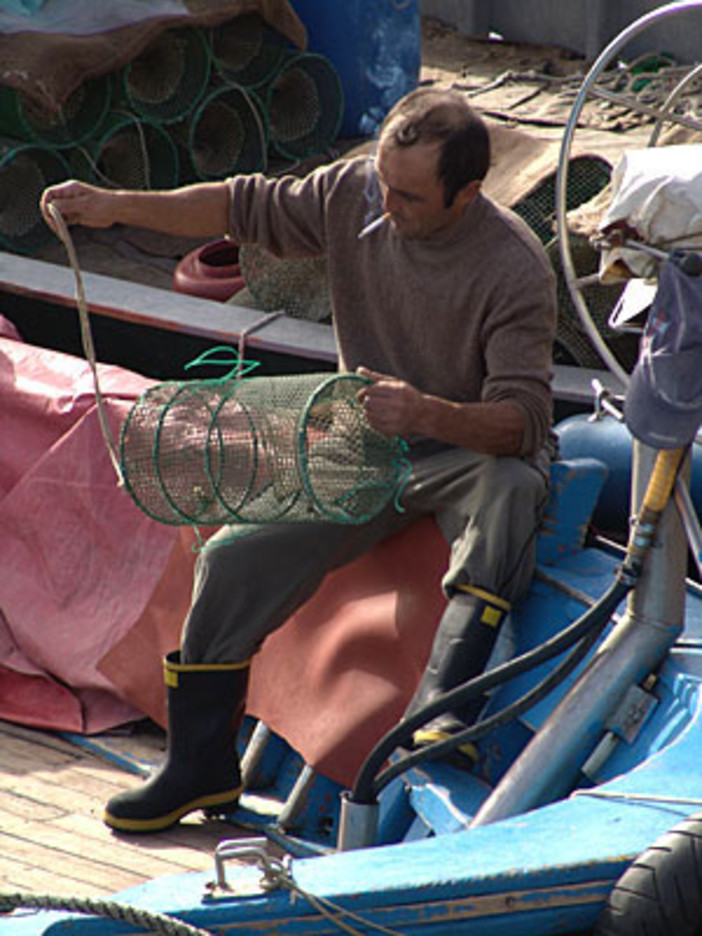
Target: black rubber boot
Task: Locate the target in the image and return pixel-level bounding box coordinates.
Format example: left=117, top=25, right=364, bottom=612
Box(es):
left=405, top=586, right=510, bottom=761
left=104, top=651, right=249, bottom=833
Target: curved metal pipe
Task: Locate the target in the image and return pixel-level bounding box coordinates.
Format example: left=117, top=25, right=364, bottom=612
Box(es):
left=470, top=442, right=689, bottom=828
left=555, top=0, right=702, bottom=387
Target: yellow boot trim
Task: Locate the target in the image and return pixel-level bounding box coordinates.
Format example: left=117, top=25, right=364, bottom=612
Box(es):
left=103, top=783, right=244, bottom=834
left=164, top=657, right=250, bottom=689
left=413, top=727, right=478, bottom=764
left=458, top=584, right=511, bottom=625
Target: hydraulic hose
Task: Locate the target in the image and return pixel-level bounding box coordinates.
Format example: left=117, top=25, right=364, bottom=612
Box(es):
left=349, top=445, right=687, bottom=808
left=370, top=584, right=623, bottom=799
left=351, top=572, right=632, bottom=804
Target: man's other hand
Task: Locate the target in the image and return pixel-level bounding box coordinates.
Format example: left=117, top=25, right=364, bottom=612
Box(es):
left=356, top=366, right=423, bottom=437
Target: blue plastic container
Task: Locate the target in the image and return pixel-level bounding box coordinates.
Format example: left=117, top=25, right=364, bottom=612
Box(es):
left=556, top=412, right=702, bottom=537
left=290, top=0, right=421, bottom=138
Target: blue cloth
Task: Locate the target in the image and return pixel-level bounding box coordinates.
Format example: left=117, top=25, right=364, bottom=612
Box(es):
left=625, top=257, right=702, bottom=449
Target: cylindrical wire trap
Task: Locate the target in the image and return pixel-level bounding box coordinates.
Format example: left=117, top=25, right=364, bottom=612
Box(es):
left=264, top=52, right=344, bottom=160
left=184, top=83, right=267, bottom=181
left=120, top=372, right=408, bottom=527
left=0, top=140, right=70, bottom=253
left=0, top=75, right=112, bottom=149
left=70, top=113, right=180, bottom=189
left=120, top=26, right=211, bottom=125
left=209, top=13, right=289, bottom=90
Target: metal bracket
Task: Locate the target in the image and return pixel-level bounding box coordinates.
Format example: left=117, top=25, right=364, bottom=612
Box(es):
left=204, top=837, right=291, bottom=900
left=581, top=681, right=658, bottom=781
left=589, top=377, right=624, bottom=423
left=608, top=681, right=658, bottom=743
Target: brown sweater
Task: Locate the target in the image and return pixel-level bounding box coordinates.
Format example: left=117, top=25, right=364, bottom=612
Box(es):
left=228, top=156, right=556, bottom=457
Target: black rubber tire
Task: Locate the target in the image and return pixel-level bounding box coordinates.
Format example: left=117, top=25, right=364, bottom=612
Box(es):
left=595, top=811, right=702, bottom=936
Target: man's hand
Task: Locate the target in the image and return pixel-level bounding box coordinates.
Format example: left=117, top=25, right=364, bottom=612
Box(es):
left=357, top=365, right=526, bottom=454
left=40, top=180, right=116, bottom=233
left=356, top=366, right=424, bottom=437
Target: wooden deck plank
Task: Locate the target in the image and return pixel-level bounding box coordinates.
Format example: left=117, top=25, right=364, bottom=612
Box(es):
left=0, top=852, right=110, bottom=899
left=0, top=824, right=146, bottom=894
left=0, top=809, right=211, bottom=881
left=0, top=721, right=258, bottom=904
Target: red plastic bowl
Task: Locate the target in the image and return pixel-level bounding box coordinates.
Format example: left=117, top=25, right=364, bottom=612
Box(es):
left=173, top=238, right=246, bottom=302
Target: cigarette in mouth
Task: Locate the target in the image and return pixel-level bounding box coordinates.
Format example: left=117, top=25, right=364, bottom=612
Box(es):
left=357, top=212, right=390, bottom=240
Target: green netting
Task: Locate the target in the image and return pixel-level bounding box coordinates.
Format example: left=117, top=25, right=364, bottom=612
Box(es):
left=71, top=113, right=179, bottom=190
left=511, top=155, right=612, bottom=246
left=120, top=371, right=407, bottom=527
left=510, top=155, right=637, bottom=370
left=264, top=53, right=344, bottom=160
left=239, top=243, right=331, bottom=322
left=546, top=235, right=638, bottom=371
left=0, top=76, right=112, bottom=149
left=185, top=83, right=268, bottom=181
left=120, top=26, right=211, bottom=125
left=0, top=140, right=69, bottom=253
left=209, top=13, right=288, bottom=90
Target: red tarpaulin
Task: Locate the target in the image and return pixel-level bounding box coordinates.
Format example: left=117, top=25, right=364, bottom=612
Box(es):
left=0, top=321, right=445, bottom=784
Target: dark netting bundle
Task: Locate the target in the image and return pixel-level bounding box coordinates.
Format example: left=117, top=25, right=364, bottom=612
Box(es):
left=239, top=243, right=331, bottom=322
left=120, top=371, right=408, bottom=527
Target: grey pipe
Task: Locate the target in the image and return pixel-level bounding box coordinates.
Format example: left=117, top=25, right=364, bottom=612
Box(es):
left=471, top=443, right=689, bottom=827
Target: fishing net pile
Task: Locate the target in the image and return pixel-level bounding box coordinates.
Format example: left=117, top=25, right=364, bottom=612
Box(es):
left=120, top=369, right=408, bottom=527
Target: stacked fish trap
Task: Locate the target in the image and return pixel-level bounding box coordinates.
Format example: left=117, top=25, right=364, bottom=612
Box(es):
left=0, top=13, right=344, bottom=253
left=120, top=371, right=406, bottom=527
left=0, top=141, right=69, bottom=252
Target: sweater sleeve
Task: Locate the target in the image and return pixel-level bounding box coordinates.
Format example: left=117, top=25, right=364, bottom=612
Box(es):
left=481, top=262, right=557, bottom=457
left=227, top=166, right=333, bottom=258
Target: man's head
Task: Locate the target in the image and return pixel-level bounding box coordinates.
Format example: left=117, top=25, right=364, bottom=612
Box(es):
left=375, top=88, right=490, bottom=239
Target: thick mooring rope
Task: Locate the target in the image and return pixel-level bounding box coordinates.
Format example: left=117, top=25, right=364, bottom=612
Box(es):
left=0, top=891, right=213, bottom=935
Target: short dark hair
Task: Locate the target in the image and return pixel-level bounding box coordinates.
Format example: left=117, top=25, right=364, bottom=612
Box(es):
left=379, top=88, right=491, bottom=206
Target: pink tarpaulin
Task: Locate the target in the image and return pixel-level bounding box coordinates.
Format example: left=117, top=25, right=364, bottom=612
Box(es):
left=0, top=321, right=186, bottom=733
left=0, top=322, right=445, bottom=784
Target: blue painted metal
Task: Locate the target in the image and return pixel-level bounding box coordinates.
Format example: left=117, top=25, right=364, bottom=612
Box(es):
left=11, top=455, right=702, bottom=935
left=557, top=412, right=702, bottom=536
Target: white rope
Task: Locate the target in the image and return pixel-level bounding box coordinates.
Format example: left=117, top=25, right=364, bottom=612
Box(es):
left=263, top=857, right=408, bottom=936
left=47, top=202, right=123, bottom=482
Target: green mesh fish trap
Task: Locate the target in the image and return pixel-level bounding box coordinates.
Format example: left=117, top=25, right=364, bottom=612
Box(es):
left=121, top=26, right=211, bottom=124
left=120, top=371, right=407, bottom=527
left=239, top=243, right=331, bottom=322
left=71, top=113, right=179, bottom=189
left=186, top=84, right=267, bottom=180
left=511, top=155, right=611, bottom=246
left=265, top=53, right=344, bottom=160
left=0, top=76, right=112, bottom=149
left=0, top=140, right=69, bottom=253
left=209, top=13, right=289, bottom=90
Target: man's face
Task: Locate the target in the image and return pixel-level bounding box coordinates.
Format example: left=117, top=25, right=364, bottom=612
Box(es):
left=375, top=138, right=478, bottom=240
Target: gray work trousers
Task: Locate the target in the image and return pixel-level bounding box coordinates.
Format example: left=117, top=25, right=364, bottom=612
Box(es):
left=181, top=447, right=548, bottom=664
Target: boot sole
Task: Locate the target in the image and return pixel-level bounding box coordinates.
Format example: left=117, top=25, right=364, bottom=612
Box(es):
left=103, top=785, right=243, bottom=834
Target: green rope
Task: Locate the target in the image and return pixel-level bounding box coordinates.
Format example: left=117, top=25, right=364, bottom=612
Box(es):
left=0, top=891, right=213, bottom=935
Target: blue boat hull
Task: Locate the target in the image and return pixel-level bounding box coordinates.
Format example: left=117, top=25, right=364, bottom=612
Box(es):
left=8, top=453, right=702, bottom=936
